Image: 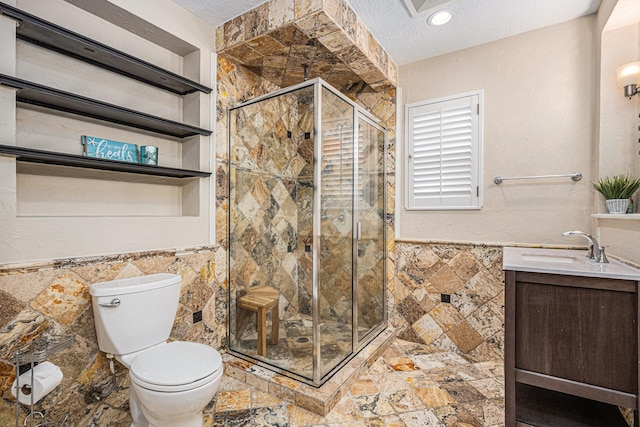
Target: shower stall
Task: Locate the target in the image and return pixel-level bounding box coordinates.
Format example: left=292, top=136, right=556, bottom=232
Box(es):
left=228, top=79, right=387, bottom=386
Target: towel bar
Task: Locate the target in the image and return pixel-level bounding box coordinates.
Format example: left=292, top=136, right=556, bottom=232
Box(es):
left=494, top=172, right=582, bottom=185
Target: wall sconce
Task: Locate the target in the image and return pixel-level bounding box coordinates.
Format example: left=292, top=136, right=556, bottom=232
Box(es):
left=616, top=62, right=640, bottom=99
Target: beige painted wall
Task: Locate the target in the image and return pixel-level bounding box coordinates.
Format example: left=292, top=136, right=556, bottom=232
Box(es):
left=397, top=16, right=596, bottom=247
left=0, top=0, right=216, bottom=263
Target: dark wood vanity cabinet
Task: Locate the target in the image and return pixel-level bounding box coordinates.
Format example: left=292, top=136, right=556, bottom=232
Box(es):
left=505, top=270, right=640, bottom=426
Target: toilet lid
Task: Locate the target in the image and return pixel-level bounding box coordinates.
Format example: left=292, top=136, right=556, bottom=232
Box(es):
left=130, top=341, right=221, bottom=388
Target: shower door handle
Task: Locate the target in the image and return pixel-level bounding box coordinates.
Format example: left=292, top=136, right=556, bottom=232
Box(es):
left=356, top=222, right=362, bottom=241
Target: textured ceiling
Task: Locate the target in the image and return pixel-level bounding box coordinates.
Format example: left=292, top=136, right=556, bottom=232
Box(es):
left=347, top=0, right=601, bottom=65
left=171, top=0, right=266, bottom=26
left=173, top=0, right=601, bottom=65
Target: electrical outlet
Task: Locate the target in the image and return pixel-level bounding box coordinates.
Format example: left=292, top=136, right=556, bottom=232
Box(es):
left=441, top=294, right=451, bottom=303
left=193, top=310, right=203, bottom=323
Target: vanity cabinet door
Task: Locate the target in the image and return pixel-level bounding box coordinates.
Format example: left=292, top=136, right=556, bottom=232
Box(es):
left=515, top=273, right=637, bottom=393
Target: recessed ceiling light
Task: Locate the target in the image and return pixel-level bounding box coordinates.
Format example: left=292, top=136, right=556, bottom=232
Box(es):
left=427, top=10, right=452, bottom=26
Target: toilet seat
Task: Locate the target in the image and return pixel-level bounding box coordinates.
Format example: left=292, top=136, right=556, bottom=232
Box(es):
left=130, top=341, right=222, bottom=393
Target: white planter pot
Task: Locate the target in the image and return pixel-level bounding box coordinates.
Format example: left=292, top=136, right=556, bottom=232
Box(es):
left=606, top=199, right=629, bottom=214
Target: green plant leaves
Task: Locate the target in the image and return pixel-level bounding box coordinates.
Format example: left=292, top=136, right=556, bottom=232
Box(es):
left=593, top=174, right=640, bottom=200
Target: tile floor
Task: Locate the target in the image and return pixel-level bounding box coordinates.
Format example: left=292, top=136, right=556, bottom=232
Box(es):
left=205, top=338, right=505, bottom=426
left=224, top=328, right=396, bottom=416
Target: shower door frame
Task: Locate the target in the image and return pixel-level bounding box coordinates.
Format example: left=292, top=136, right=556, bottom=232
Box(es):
left=352, top=111, right=388, bottom=354
left=227, top=78, right=388, bottom=387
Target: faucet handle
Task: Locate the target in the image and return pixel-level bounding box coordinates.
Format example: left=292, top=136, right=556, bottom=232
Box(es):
left=585, top=243, right=595, bottom=260
left=597, top=245, right=609, bottom=263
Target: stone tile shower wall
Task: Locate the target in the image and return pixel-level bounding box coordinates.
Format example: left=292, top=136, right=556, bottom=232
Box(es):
left=317, top=87, right=356, bottom=325
left=221, top=57, right=398, bottom=346
left=216, top=0, right=398, bottom=92
left=390, top=242, right=505, bottom=363
left=229, top=86, right=316, bottom=341
left=216, top=0, right=399, bottom=357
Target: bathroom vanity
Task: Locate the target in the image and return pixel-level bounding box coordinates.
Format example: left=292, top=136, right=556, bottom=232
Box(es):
left=504, top=247, right=640, bottom=427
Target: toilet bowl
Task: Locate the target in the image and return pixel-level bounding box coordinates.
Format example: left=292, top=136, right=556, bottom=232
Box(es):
left=128, top=342, right=222, bottom=427
left=89, top=274, right=224, bottom=427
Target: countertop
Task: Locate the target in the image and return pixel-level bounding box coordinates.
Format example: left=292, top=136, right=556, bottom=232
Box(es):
left=503, top=247, right=640, bottom=281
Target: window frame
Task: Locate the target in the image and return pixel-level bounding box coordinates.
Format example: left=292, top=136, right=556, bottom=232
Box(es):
left=404, top=90, right=484, bottom=211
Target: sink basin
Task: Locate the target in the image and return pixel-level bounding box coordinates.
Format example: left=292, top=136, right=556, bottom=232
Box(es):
left=521, top=254, right=579, bottom=264
left=504, top=247, right=640, bottom=280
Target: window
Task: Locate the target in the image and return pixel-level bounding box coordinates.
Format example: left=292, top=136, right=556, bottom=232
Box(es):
left=406, top=91, right=482, bottom=210
left=322, top=122, right=355, bottom=200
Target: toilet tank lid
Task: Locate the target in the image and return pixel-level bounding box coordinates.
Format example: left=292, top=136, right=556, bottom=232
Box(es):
left=90, top=273, right=181, bottom=297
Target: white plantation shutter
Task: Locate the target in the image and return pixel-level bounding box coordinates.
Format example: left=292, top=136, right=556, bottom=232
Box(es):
left=322, top=125, right=366, bottom=200
left=407, top=92, right=481, bottom=209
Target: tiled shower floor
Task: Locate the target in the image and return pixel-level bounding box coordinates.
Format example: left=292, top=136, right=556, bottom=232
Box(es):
left=206, top=337, right=505, bottom=426
left=233, top=316, right=370, bottom=379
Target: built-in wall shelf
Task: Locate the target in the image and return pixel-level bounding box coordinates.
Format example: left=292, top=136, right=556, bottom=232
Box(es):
left=0, top=2, right=212, bottom=95
left=0, top=74, right=212, bottom=138
left=0, top=3, right=214, bottom=261
left=0, top=144, right=210, bottom=178
left=592, top=213, right=640, bottom=221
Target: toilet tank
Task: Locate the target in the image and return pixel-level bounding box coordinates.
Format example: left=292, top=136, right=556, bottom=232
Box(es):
left=90, top=273, right=181, bottom=356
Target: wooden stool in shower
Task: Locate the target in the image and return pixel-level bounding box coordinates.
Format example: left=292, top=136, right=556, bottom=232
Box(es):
left=237, top=286, right=279, bottom=357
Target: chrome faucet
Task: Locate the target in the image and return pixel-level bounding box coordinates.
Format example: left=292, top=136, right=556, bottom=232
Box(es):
left=561, top=231, right=609, bottom=263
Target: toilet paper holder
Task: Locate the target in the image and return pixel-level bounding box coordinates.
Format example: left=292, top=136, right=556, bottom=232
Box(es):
left=12, top=361, right=64, bottom=406
left=7, top=334, right=74, bottom=427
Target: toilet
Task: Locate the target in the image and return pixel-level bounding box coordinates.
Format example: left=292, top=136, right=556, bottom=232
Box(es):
left=90, top=273, right=223, bottom=427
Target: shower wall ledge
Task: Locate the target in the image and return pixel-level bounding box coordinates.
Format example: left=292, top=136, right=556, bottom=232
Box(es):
left=215, top=0, right=398, bottom=93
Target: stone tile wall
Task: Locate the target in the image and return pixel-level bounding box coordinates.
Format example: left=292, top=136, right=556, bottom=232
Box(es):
left=228, top=85, right=316, bottom=341
left=220, top=54, right=397, bottom=357
left=216, top=0, right=398, bottom=92
left=0, top=247, right=226, bottom=425
left=390, top=241, right=505, bottom=363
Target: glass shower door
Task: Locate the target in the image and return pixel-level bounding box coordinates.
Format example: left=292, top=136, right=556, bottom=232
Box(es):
left=228, top=85, right=316, bottom=380
left=228, top=79, right=386, bottom=386
left=316, top=86, right=354, bottom=379
left=356, top=115, right=386, bottom=343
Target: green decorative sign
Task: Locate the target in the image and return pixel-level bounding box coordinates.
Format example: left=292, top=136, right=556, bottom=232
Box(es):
left=82, top=135, right=138, bottom=163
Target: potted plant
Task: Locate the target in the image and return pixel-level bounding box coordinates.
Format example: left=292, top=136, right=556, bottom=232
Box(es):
left=593, top=174, right=640, bottom=214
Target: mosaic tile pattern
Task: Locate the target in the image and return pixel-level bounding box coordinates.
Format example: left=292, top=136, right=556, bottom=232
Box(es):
left=214, top=336, right=505, bottom=426
left=216, top=0, right=398, bottom=94
left=391, top=242, right=505, bottom=362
